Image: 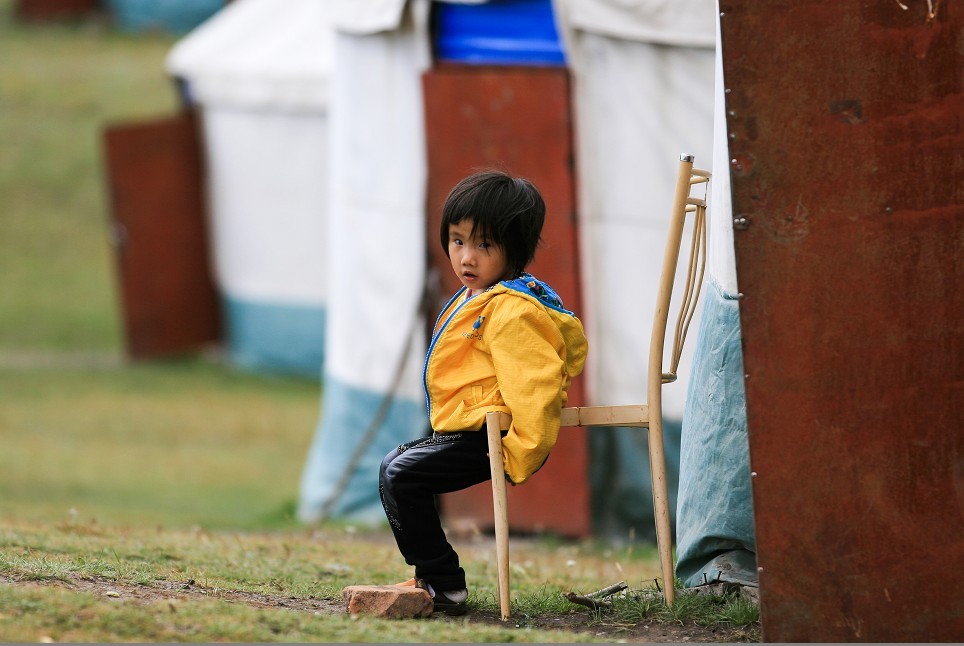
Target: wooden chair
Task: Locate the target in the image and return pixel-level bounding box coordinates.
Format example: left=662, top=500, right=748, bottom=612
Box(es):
left=485, top=154, right=710, bottom=621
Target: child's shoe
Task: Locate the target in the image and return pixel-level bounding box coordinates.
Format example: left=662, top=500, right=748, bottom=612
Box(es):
left=414, top=579, right=468, bottom=616
left=430, top=587, right=469, bottom=616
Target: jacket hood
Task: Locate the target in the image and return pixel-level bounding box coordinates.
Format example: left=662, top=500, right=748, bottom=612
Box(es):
left=497, top=273, right=587, bottom=376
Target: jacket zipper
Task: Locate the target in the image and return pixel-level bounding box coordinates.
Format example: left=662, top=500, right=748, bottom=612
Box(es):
left=422, top=288, right=470, bottom=417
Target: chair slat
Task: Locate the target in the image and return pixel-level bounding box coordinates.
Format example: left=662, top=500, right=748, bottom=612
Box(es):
left=561, top=405, right=649, bottom=428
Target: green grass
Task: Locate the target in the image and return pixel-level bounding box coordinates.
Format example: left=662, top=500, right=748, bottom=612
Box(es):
left=0, top=517, right=758, bottom=642
left=0, top=520, right=671, bottom=642
left=0, top=583, right=603, bottom=643
left=604, top=585, right=759, bottom=628
left=0, top=357, right=320, bottom=529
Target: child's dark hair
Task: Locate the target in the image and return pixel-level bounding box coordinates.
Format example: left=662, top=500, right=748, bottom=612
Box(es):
left=440, top=170, right=545, bottom=278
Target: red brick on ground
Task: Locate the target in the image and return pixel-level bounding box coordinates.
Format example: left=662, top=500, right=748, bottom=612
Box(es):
left=342, top=585, right=433, bottom=619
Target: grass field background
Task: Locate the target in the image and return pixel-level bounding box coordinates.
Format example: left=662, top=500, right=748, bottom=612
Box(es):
left=0, top=0, right=319, bottom=531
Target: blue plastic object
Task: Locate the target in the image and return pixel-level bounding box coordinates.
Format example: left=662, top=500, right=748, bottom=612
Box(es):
left=106, top=0, right=224, bottom=34
left=434, top=0, right=565, bottom=66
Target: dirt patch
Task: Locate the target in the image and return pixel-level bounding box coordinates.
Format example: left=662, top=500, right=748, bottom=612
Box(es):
left=1, top=573, right=759, bottom=642
left=0, top=572, right=343, bottom=615
left=469, top=608, right=760, bottom=643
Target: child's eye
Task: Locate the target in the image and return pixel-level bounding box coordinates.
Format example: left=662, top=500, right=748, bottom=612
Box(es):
left=452, top=238, right=463, bottom=246
left=479, top=241, right=490, bottom=249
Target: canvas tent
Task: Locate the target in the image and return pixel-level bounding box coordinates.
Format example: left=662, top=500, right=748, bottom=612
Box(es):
left=166, top=0, right=335, bottom=377
left=297, top=0, right=433, bottom=524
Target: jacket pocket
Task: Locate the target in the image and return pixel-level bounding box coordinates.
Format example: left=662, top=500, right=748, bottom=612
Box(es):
left=462, top=384, right=484, bottom=407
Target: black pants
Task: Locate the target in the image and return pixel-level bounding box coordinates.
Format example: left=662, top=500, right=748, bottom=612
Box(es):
left=379, top=430, right=492, bottom=591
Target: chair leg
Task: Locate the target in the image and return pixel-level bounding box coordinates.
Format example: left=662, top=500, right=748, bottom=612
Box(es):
left=648, top=421, right=676, bottom=605
left=485, top=411, right=511, bottom=621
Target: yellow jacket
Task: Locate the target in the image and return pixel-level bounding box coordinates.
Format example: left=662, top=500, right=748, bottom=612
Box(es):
left=423, top=274, right=588, bottom=484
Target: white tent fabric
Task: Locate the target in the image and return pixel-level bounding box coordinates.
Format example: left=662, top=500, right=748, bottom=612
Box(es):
left=329, top=0, right=485, bottom=35
left=165, top=0, right=334, bottom=375
left=296, top=0, right=507, bottom=525
left=561, top=0, right=715, bottom=48
left=197, top=109, right=329, bottom=306
left=297, top=0, right=433, bottom=524
left=330, top=0, right=407, bottom=34
left=707, top=45, right=738, bottom=294
left=167, top=0, right=334, bottom=112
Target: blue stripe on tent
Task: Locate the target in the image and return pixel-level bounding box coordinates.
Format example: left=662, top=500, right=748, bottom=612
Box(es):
left=223, top=296, right=325, bottom=379
left=675, top=279, right=757, bottom=587
left=297, top=375, right=429, bottom=525
left=106, top=0, right=225, bottom=34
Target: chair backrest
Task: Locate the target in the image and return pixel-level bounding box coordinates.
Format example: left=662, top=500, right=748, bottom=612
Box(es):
left=647, top=154, right=710, bottom=425
left=642, top=155, right=709, bottom=608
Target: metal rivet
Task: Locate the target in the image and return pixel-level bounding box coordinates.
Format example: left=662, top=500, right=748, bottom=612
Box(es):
left=729, top=132, right=736, bottom=140
left=725, top=88, right=732, bottom=94
left=751, top=471, right=757, bottom=478
left=736, top=293, right=745, bottom=300
left=758, top=566, right=764, bottom=573
left=744, top=374, right=750, bottom=379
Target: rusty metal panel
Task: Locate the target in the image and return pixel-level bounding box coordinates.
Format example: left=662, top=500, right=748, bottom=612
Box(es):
left=720, top=0, right=963, bottom=641
left=103, top=111, right=222, bottom=360
left=15, top=0, right=97, bottom=20
left=423, top=65, right=590, bottom=537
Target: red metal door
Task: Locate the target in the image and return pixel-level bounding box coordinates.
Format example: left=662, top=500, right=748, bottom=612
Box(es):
left=103, top=111, right=222, bottom=360
left=721, top=1, right=963, bottom=640
left=423, top=65, right=590, bottom=537
left=15, top=0, right=97, bottom=21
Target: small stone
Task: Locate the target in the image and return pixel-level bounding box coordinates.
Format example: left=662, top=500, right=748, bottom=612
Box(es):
left=342, top=585, right=433, bottom=619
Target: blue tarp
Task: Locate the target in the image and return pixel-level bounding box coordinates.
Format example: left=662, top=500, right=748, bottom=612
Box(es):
left=675, top=279, right=757, bottom=587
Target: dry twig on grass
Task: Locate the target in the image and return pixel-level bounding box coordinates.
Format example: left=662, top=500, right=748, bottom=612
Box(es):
left=562, top=581, right=629, bottom=610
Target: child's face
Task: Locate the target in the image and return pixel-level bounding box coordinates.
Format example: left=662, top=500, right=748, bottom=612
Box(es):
left=448, top=219, right=510, bottom=296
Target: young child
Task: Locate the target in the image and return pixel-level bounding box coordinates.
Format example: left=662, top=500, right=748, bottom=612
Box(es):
left=379, top=170, right=588, bottom=615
